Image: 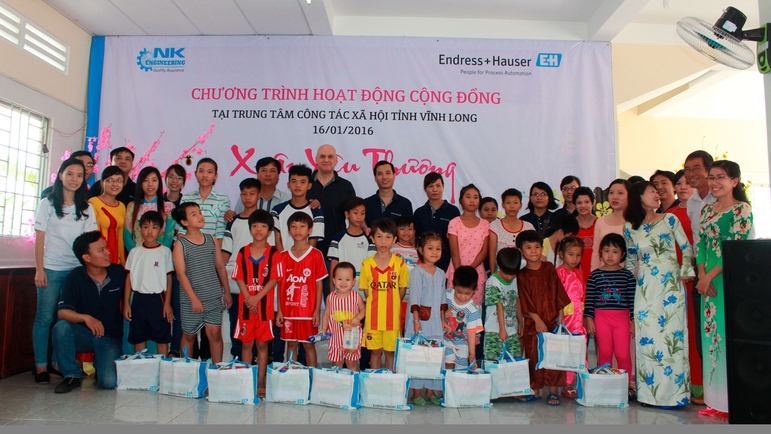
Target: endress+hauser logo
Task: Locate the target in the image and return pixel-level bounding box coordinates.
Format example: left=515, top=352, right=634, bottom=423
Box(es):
left=137, top=47, right=186, bottom=72
left=536, top=53, right=562, bottom=68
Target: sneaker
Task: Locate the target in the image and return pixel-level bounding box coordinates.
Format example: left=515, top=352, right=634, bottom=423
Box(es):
left=54, top=377, right=81, bottom=394
left=34, top=371, right=50, bottom=384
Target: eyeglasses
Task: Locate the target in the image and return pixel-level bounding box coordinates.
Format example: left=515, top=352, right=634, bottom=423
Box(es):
left=683, top=167, right=704, bottom=174
left=104, top=178, right=124, bottom=185
left=561, top=186, right=577, bottom=192
left=707, top=175, right=733, bottom=182
left=83, top=163, right=95, bottom=168
left=166, top=175, right=184, bottom=181
left=531, top=192, right=548, bottom=197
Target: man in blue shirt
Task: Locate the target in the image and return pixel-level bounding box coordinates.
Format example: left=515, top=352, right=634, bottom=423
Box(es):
left=52, top=231, right=125, bottom=393
left=364, top=160, right=413, bottom=227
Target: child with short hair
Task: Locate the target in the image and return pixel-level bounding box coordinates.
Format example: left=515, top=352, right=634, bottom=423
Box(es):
left=123, top=211, right=174, bottom=356
left=327, top=196, right=376, bottom=297
left=555, top=236, right=587, bottom=399
left=483, top=247, right=522, bottom=361
left=443, top=266, right=484, bottom=369
left=230, top=209, right=279, bottom=397
left=489, top=188, right=536, bottom=273
left=405, top=232, right=446, bottom=406
left=275, top=212, right=328, bottom=368
left=222, top=178, right=263, bottom=360
left=584, top=233, right=636, bottom=395
left=360, top=218, right=410, bottom=370
left=515, top=230, right=572, bottom=405
left=542, top=214, right=579, bottom=266
left=392, top=215, right=418, bottom=333
left=320, top=262, right=365, bottom=371
left=479, top=197, right=499, bottom=223
left=171, top=202, right=232, bottom=363
left=271, top=164, right=325, bottom=252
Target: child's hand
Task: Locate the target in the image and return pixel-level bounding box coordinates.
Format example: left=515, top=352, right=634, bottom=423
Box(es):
left=245, top=295, right=258, bottom=311
left=163, top=304, right=174, bottom=324
left=223, top=292, right=233, bottom=310
left=191, top=298, right=204, bottom=313
left=414, top=321, right=422, bottom=335
left=517, top=325, right=524, bottom=337
left=320, top=327, right=327, bottom=335
left=351, top=318, right=361, bottom=328
left=276, top=312, right=284, bottom=328
left=123, top=305, right=132, bottom=321
left=534, top=320, right=548, bottom=333
left=498, top=330, right=508, bottom=342
left=312, top=311, right=320, bottom=327
left=442, top=320, right=451, bottom=332
left=585, top=318, right=595, bottom=336
left=445, top=309, right=452, bottom=319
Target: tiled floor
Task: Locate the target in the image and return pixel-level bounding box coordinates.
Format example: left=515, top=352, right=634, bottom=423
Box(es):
left=0, top=339, right=727, bottom=425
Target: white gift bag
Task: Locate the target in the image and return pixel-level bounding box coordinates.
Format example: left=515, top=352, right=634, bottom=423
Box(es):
left=483, top=345, right=533, bottom=398
left=115, top=350, right=162, bottom=391
left=576, top=364, right=629, bottom=408
left=309, top=367, right=360, bottom=409
left=441, top=364, right=493, bottom=408
left=158, top=348, right=209, bottom=398
left=394, top=332, right=445, bottom=380
left=358, top=369, right=411, bottom=410
left=266, top=356, right=311, bottom=405
left=207, top=359, right=259, bottom=405
left=536, top=324, right=587, bottom=372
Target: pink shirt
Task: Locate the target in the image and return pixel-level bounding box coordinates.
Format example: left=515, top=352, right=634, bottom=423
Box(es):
left=446, top=216, right=490, bottom=306
left=589, top=216, right=625, bottom=272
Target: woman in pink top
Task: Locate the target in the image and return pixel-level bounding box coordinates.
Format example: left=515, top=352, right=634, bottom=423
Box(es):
left=447, top=184, right=489, bottom=306
left=590, top=179, right=631, bottom=272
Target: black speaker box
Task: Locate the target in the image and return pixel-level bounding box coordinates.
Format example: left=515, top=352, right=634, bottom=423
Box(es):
left=722, top=240, right=771, bottom=424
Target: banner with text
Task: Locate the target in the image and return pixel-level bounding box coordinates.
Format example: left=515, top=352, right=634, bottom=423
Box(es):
left=98, top=36, right=614, bottom=205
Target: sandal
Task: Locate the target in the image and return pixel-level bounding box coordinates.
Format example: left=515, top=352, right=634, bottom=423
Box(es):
left=562, top=389, right=577, bottom=399
left=257, top=388, right=266, bottom=399
left=546, top=393, right=561, bottom=406
left=628, top=387, right=637, bottom=402
left=516, top=394, right=541, bottom=403
left=412, top=397, right=427, bottom=406
left=429, top=396, right=441, bottom=406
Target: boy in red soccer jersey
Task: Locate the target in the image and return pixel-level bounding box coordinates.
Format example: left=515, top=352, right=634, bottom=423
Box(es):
left=359, top=219, right=410, bottom=370
left=230, top=210, right=279, bottom=398
left=275, top=212, right=328, bottom=368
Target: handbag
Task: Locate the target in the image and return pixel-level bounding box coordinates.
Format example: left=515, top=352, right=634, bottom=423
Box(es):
left=483, top=344, right=533, bottom=398
left=115, top=349, right=161, bottom=391
left=536, top=324, right=587, bottom=372
left=441, top=362, right=493, bottom=408
left=265, top=352, right=311, bottom=405
left=207, top=359, right=260, bottom=405
left=394, top=332, right=445, bottom=380
left=576, top=363, right=629, bottom=408
left=358, top=369, right=411, bottom=410
left=309, top=367, right=360, bottom=409
left=158, top=347, right=209, bottom=399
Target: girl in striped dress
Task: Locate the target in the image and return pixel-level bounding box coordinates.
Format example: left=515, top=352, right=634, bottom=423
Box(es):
left=320, top=262, right=365, bottom=371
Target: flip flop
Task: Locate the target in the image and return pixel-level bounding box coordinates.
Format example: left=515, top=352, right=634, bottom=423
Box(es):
left=517, top=394, right=541, bottom=403
left=562, top=389, right=577, bottom=399
left=547, top=393, right=561, bottom=406
left=429, top=396, right=442, bottom=406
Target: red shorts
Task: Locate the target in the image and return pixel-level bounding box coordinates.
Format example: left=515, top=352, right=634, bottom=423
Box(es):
left=233, top=318, right=274, bottom=343
left=280, top=318, right=317, bottom=342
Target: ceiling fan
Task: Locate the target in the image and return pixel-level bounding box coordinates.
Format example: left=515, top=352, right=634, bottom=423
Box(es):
left=676, top=6, right=769, bottom=73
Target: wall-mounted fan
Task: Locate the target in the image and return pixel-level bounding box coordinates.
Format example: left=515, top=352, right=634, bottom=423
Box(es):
left=676, top=7, right=769, bottom=73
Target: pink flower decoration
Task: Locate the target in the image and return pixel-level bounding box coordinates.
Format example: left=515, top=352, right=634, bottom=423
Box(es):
left=50, top=173, right=56, bottom=184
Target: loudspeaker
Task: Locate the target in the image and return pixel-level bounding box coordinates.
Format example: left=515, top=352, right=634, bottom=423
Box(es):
left=722, top=240, right=771, bottom=424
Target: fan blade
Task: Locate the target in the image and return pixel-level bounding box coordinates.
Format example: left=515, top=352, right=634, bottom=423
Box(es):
left=677, top=17, right=755, bottom=70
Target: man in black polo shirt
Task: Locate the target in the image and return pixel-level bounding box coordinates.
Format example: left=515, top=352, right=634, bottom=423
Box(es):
left=364, top=160, right=413, bottom=227
left=89, top=147, right=136, bottom=205
left=52, top=231, right=125, bottom=393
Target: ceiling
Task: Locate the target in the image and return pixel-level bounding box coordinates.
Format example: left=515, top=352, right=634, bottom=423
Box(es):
left=40, top=0, right=765, bottom=119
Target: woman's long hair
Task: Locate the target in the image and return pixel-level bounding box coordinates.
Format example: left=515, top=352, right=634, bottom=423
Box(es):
left=710, top=160, right=749, bottom=203
left=624, top=181, right=654, bottom=230
left=132, top=166, right=166, bottom=224
left=50, top=158, right=90, bottom=220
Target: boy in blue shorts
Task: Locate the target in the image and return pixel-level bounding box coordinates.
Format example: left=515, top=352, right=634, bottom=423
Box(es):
left=123, top=211, right=174, bottom=356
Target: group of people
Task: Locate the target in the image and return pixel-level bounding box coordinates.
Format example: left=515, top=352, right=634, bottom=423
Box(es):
left=32, top=144, right=752, bottom=418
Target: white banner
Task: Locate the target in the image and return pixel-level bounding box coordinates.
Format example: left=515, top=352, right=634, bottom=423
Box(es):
left=99, top=36, right=614, bottom=205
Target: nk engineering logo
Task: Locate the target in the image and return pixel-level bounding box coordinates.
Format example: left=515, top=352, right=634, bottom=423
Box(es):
left=137, top=47, right=186, bottom=72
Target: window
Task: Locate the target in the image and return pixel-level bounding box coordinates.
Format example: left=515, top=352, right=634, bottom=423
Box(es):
left=0, top=1, right=69, bottom=74
left=0, top=99, right=48, bottom=237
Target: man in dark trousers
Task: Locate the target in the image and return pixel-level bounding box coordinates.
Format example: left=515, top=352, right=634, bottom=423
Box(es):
left=51, top=231, right=125, bottom=393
